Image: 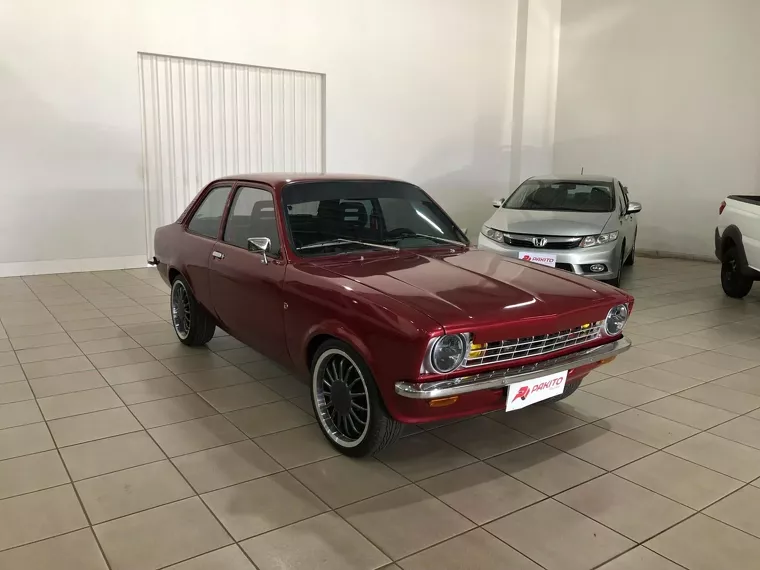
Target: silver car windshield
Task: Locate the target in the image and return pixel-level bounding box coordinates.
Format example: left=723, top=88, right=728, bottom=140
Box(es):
left=504, top=180, right=615, bottom=213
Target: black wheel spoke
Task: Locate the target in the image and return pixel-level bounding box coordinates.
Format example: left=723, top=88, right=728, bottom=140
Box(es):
left=316, top=352, right=370, bottom=446
left=351, top=401, right=367, bottom=412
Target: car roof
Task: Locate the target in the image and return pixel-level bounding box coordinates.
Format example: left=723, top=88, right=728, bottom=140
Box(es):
left=214, top=172, right=403, bottom=191
left=529, top=174, right=616, bottom=183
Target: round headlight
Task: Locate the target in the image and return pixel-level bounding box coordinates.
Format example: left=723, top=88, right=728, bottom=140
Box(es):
left=431, top=334, right=466, bottom=373
left=605, top=304, right=629, bottom=336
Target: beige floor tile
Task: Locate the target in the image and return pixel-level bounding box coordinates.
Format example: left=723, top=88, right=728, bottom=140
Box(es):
left=199, top=382, right=281, bottom=413
left=121, top=321, right=174, bottom=337
left=10, top=332, right=71, bottom=350
left=594, top=409, right=699, bottom=448
left=94, top=497, right=233, bottom=570
left=61, top=431, right=165, bottom=481
left=705, top=485, right=760, bottom=539
left=0, top=400, right=43, bottom=429
left=710, top=415, right=760, bottom=450
left=619, top=366, right=704, bottom=393
left=149, top=415, right=245, bottom=457
left=0, top=422, right=55, bottom=460
left=0, top=364, right=26, bottom=384
left=433, top=416, right=534, bottom=460
left=15, top=342, right=83, bottom=364
left=289, top=394, right=317, bottom=418
left=338, top=485, right=474, bottom=560
left=4, top=322, right=64, bottom=337
left=0, top=485, right=88, bottom=551
left=0, top=450, right=69, bottom=500
left=207, top=336, right=246, bottom=351
left=49, top=407, right=142, bottom=447
left=685, top=350, right=760, bottom=373
left=678, top=383, right=760, bottom=414
left=164, top=545, right=254, bottom=569
left=255, top=424, right=339, bottom=468
left=667, top=432, right=760, bottom=482
left=100, top=360, right=172, bottom=385
left=485, top=499, right=633, bottom=570
left=615, top=451, right=742, bottom=510
left=548, top=390, right=630, bottom=422
left=597, top=546, right=686, bottom=570
left=61, top=317, right=115, bottom=332
left=68, top=326, right=128, bottom=343
left=547, top=424, right=655, bottom=470
left=173, top=440, right=282, bottom=493
left=491, top=405, right=586, bottom=439
left=488, top=441, right=604, bottom=495
left=76, top=460, right=194, bottom=523
left=654, top=358, right=730, bottom=381
left=598, top=347, right=676, bottom=376
left=292, top=455, right=408, bottom=509
left=112, top=375, right=189, bottom=404
left=29, top=369, right=108, bottom=398
left=0, top=338, right=10, bottom=352
left=714, top=370, right=760, bottom=396
left=398, top=528, right=541, bottom=570
left=226, top=401, right=312, bottom=439
left=146, top=343, right=208, bottom=360
left=202, top=472, right=327, bottom=540
left=556, top=474, right=693, bottom=542
left=375, top=432, right=476, bottom=481
left=37, top=386, right=123, bottom=420
left=241, top=512, right=390, bottom=570
left=216, top=347, right=265, bottom=365
left=647, top=514, right=760, bottom=570
left=260, top=375, right=310, bottom=398
left=179, top=366, right=255, bottom=391
left=240, top=359, right=290, bottom=380
left=640, top=395, right=737, bottom=429
left=582, top=378, right=669, bottom=406
left=636, top=340, right=705, bottom=358
left=0, top=351, right=19, bottom=367
left=161, top=353, right=229, bottom=375
left=0, top=528, right=108, bottom=570
left=418, top=461, right=544, bottom=524
left=22, top=355, right=94, bottom=379
left=88, top=347, right=155, bottom=369
left=131, top=330, right=181, bottom=347
left=129, top=394, right=216, bottom=428
left=0, top=380, right=33, bottom=404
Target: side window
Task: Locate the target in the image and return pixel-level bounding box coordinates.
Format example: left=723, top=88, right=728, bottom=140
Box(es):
left=187, top=186, right=232, bottom=238
left=223, top=186, right=281, bottom=255
left=618, top=181, right=629, bottom=212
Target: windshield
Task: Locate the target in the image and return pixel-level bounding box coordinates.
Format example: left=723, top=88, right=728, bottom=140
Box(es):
left=282, top=180, right=468, bottom=256
left=504, top=180, right=615, bottom=213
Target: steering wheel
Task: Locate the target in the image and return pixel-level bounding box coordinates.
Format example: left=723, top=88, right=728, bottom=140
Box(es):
left=385, top=228, right=415, bottom=239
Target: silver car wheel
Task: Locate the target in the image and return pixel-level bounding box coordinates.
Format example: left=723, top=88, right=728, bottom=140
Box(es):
left=171, top=280, right=191, bottom=340
left=313, top=349, right=370, bottom=448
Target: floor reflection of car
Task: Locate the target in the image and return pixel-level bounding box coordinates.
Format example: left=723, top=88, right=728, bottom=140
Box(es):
left=153, top=174, right=633, bottom=457
left=479, top=175, right=642, bottom=286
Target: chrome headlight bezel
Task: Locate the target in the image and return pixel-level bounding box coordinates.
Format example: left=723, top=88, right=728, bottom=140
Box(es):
left=481, top=225, right=504, bottom=243
left=604, top=304, right=629, bottom=336
left=580, top=231, right=619, bottom=248
left=423, top=333, right=469, bottom=374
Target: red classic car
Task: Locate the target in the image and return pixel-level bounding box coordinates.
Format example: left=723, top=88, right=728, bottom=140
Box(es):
left=154, top=174, right=633, bottom=457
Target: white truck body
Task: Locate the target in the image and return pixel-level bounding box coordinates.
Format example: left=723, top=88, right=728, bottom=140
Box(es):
left=715, top=195, right=760, bottom=297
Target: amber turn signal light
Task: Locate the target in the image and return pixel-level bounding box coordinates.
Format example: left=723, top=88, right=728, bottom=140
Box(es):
left=429, top=396, right=459, bottom=408
left=599, top=356, right=617, bottom=365
left=469, top=343, right=486, bottom=358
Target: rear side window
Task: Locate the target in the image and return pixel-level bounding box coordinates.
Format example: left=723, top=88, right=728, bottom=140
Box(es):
left=223, top=186, right=281, bottom=255
left=187, top=186, right=232, bottom=238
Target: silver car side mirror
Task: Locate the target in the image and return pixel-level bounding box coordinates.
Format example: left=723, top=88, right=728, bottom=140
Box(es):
left=626, top=202, right=642, bottom=214
left=492, top=199, right=504, bottom=209
left=247, top=237, right=271, bottom=264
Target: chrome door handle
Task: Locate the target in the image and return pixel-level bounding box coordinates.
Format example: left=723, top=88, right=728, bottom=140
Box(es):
left=212, top=251, right=225, bottom=260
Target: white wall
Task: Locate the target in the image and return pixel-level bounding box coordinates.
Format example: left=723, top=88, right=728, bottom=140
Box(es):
left=553, top=0, right=760, bottom=259
left=0, top=0, right=519, bottom=275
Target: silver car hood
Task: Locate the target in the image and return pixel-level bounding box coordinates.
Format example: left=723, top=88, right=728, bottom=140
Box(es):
left=485, top=208, right=613, bottom=237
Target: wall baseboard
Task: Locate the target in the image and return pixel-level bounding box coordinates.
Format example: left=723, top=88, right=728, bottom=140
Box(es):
left=637, top=249, right=718, bottom=264
left=0, top=255, right=149, bottom=278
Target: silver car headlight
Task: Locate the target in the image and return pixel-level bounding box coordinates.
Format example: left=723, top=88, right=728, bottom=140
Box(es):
left=604, top=304, right=629, bottom=335
left=580, top=231, right=619, bottom=248
left=429, top=334, right=467, bottom=373
left=481, top=225, right=504, bottom=243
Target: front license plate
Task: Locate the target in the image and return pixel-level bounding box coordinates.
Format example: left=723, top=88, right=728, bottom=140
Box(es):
left=506, top=370, right=568, bottom=412
left=519, top=252, right=557, bottom=267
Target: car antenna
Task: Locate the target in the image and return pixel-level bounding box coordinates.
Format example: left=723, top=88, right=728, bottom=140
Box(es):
left=581, top=166, right=584, bottom=174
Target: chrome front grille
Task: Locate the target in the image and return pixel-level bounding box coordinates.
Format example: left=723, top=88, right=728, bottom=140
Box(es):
left=503, top=232, right=583, bottom=250
left=464, top=321, right=603, bottom=368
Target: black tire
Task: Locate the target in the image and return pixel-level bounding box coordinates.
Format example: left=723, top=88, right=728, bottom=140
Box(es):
left=546, top=378, right=583, bottom=403
left=625, top=235, right=636, bottom=266
left=170, top=275, right=216, bottom=346
left=607, top=245, right=625, bottom=287
left=310, top=339, right=403, bottom=457
left=721, top=247, right=754, bottom=299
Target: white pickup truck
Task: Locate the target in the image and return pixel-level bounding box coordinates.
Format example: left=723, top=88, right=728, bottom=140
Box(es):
left=716, top=195, right=760, bottom=298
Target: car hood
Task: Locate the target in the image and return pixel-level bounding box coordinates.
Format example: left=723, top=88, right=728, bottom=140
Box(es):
left=315, top=249, right=629, bottom=342
left=486, top=208, right=613, bottom=236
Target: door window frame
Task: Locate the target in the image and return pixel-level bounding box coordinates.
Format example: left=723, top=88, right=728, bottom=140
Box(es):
left=184, top=182, right=235, bottom=241
left=220, top=183, right=285, bottom=260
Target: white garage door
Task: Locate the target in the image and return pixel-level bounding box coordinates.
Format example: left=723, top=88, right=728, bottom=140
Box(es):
left=137, top=53, right=325, bottom=258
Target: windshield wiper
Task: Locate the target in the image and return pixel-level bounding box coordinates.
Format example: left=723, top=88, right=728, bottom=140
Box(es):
left=296, top=239, right=400, bottom=252
left=389, top=232, right=467, bottom=247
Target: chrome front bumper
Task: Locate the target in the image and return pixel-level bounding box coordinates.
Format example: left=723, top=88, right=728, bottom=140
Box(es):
left=395, top=337, right=631, bottom=399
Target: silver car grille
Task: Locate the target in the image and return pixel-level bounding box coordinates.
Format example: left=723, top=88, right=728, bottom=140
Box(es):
left=464, top=321, right=603, bottom=368
left=503, top=232, right=583, bottom=250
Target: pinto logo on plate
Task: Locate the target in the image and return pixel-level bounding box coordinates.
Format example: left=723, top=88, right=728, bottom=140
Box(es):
left=506, top=370, right=568, bottom=411
left=518, top=252, right=557, bottom=268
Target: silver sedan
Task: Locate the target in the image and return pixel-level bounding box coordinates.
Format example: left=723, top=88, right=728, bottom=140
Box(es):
left=478, top=175, right=641, bottom=286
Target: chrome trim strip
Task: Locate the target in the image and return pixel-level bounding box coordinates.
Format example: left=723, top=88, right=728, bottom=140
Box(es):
left=503, top=232, right=582, bottom=244
left=395, top=338, right=631, bottom=399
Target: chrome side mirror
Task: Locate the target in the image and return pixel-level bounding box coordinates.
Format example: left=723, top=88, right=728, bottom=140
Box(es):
left=247, top=237, right=271, bottom=264
left=626, top=202, right=642, bottom=214
left=492, top=199, right=505, bottom=209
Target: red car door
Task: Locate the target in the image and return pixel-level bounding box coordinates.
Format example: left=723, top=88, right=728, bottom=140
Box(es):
left=208, top=184, right=290, bottom=365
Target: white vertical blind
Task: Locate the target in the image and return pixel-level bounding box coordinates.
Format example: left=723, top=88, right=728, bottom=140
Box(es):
left=138, top=53, right=325, bottom=257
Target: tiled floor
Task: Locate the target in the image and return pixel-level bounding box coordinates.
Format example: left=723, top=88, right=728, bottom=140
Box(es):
left=0, top=258, right=760, bottom=569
